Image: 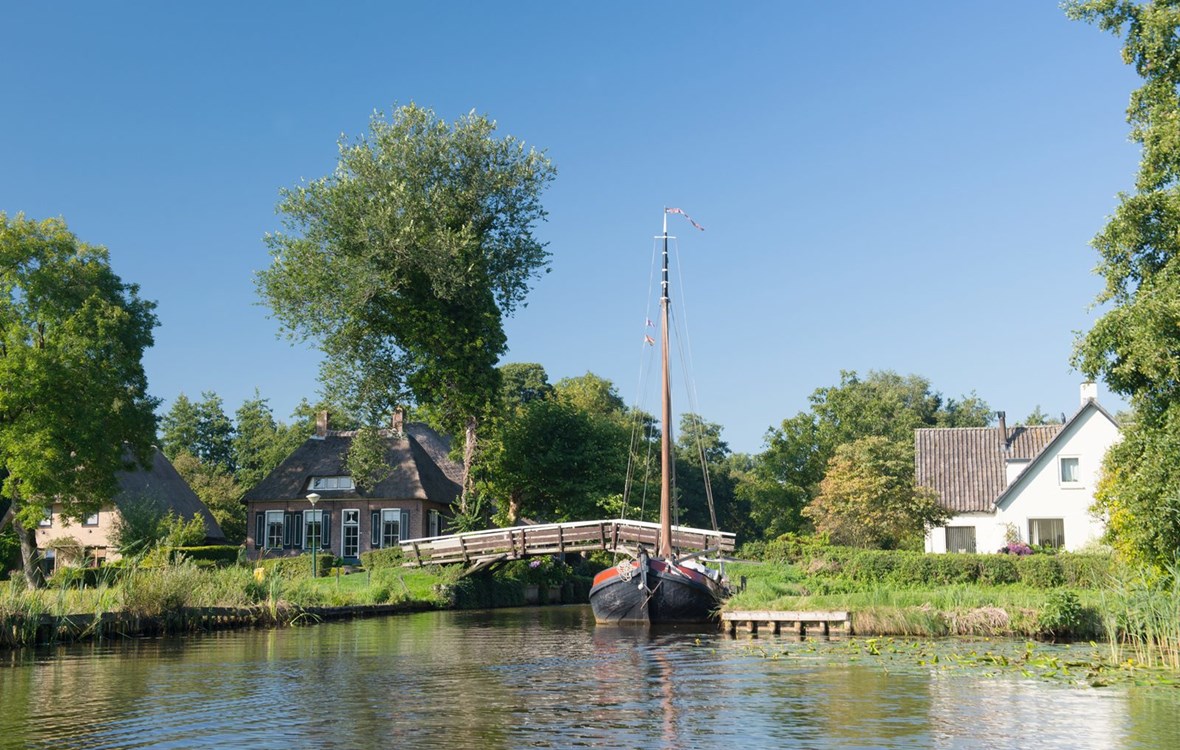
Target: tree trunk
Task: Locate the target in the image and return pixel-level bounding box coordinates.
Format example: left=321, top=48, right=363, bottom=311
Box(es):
left=460, top=414, right=478, bottom=514
left=14, top=517, right=46, bottom=589
left=507, top=491, right=521, bottom=526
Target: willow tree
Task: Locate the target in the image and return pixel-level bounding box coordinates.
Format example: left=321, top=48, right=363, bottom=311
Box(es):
left=1068, top=1, right=1180, bottom=564
left=258, top=105, right=555, bottom=507
left=0, top=214, right=159, bottom=586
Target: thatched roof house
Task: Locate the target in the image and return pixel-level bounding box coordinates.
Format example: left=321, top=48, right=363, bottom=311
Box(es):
left=240, top=412, right=461, bottom=562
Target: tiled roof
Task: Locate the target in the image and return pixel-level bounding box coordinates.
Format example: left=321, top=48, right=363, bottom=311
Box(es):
left=914, top=425, right=1060, bottom=513
left=240, top=422, right=462, bottom=505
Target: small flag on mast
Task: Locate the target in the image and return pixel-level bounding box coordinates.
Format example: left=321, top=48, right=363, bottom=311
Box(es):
left=644, top=334, right=656, bottom=346
left=665, top=207, right=705, bottom=231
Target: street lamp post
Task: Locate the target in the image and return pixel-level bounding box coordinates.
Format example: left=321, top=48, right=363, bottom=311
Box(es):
left=306, top=493, right=320, bottom=578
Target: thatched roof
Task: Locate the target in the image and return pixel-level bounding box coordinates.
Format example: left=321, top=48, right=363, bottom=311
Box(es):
left=240, top=423, right=462, bottom=504
left=115, top=448, right=227, bottom=543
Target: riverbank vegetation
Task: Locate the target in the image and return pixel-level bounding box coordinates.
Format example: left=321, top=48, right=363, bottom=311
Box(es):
left=727, top=537, right=1180, bottom=669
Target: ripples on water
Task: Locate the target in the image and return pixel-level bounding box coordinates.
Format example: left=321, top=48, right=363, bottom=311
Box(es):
left=2, top=606, right=1179, bottom=749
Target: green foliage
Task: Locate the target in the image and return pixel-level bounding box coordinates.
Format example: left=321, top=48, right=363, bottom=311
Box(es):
left=256, top=553, right=333, bottom=579
left=161, top=392, right=235, bottom=472
left=804, top=436, right=950, bottom=549
left=258, top=104, right=556, bottom=500
left=753, top=371, right=989, bottom=542
left=1038, top=589, right=1085, bottom=640
left=232, top=391, right=292, bottom=492
left=346, top=424, right=394, bottom=492
left=481, top=396, right=628, bottom=524
left=1066, top=2, right=1180, bottom=565
left=171, top=451, right=244, bottom=544
left=110, top=493, right=168, bottom=557
left=499, top=362, right=553, bottom=413
left=111, top=493, right=207, bottom=558
left=359, top=546, right=405, bottom=570
left=0, top=214, right=159, bottom=584
left=1092, top=402, right=1180, bottom=565
left=170, top=545, right=240, bottom=565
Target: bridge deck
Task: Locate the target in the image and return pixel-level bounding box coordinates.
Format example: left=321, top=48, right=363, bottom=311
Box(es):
left=399, top=519, right=735, bottom=569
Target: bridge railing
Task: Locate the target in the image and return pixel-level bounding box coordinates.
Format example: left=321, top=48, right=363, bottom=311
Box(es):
left=399, top=519, right=735, bottom=568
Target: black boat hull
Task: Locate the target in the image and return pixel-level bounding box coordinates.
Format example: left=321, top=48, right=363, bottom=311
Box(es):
left=589, top=555, right=721, bottom=625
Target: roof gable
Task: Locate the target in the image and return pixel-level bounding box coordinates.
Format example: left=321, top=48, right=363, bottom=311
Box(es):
left=992, top=399, right=1120, bottom=509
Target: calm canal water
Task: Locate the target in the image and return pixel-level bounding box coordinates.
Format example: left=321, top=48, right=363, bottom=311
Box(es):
left=2, top=605, right=1179, bottom=749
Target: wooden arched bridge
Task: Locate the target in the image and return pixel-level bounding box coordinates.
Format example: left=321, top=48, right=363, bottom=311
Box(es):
left=399, top=519, right=735, bottom=573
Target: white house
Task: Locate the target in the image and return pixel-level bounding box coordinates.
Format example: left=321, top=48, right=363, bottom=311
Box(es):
left=918, top=383, right=1121, bottom=554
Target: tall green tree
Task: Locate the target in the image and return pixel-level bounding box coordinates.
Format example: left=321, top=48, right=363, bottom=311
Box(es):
left=499, top=362, right=553, bottom=413
left=0, top=214, right=158, bottom=586
left=753, top=370, right=990, bottom=541
left=257, top=104, right=556, bottom=510
left=232, top=391, right=284, bottom=492
left=160, top=391, right=234, bottom=472
left=673, top=413, right=754, bottom=540
left=481, top=397, right=626, bottom=524
left=804, top=436, right=949, bottom=549
left=1068, top=0, right=1180, bottom=564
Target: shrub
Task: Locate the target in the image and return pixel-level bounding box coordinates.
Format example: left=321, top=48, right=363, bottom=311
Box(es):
left=978, top=555, right=1019, bottom=585
left=1019, top=555, right=1064, bottom=588
left=257, top=553, right=333, bottom=579
left=170, top=545, right=241, bottom=566
left=1037, top=589, right=1085, bottom=639
left=1057, top=553, right=1114, bottom=588
left=360, top=547, right=405, bottom=570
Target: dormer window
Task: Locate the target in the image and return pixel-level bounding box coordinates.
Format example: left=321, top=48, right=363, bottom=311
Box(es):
left=310, top=475, right=355, bottom=491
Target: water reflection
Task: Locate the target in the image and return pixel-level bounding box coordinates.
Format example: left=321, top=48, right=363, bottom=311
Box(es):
left=1, top=607, right=1178, bottom=749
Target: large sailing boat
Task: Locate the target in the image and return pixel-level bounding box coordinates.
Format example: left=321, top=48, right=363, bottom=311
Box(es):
left=588, top=209, right=727, bottom=625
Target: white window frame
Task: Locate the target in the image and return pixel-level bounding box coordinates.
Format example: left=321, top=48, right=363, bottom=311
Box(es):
left=945, top=526, right=977, bottom=554
left=380, top=509, right=402, bottom=548
left=265, top=510, right=285, bottom=550
left=1029, top=518, right=1065, bottom=550
left=84, top=512, right=100, bottom=526
left=39, top=509, right=52, bottom=528
left=304, top=509, right=323, bottom=551
left=341, top=509, right=360, bottom=559
left=428, top=509, right=441, bottom=538
left=1058, top=456, right=1081, bottom=487
left=311, top=476, right=355, bottom=491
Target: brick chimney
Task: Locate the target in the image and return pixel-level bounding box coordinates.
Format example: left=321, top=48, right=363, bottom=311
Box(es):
left=315, top=410, right=329, bottom=438
left=391, top=407, right=405, bottom=436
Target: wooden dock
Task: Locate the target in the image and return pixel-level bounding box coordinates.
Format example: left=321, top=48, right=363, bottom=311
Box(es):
left=400, top=519, right=735, bottom=571
left=722, top=610, right=853, bottom=637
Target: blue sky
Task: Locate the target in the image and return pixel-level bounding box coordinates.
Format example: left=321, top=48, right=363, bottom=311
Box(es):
left=1, top=2, right=1140, bottom=454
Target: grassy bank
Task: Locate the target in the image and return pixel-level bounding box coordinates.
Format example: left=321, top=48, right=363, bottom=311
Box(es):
left=723, top=543, right=1180, bottom=669
left=0, top=549, right=601, bottom=649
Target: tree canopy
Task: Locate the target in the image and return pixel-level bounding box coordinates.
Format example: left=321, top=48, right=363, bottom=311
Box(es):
left=257, top=104, right=556, bottom=506
left=1067, top=0, right=1180, bottom=564
left=0, top=214, right=159, bottom=585
left=752, top=370, right=990, bottom=545
left=804, top=436, right=949, bottom=549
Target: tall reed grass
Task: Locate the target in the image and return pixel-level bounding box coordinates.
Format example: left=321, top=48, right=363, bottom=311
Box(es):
left=1101, top=561, right=1180, bottom=669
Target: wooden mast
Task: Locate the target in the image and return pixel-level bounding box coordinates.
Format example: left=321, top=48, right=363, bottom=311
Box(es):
left=659, top=210, right=673, bottom=558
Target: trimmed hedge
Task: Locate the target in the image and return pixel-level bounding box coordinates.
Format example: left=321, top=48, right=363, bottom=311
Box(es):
left=751, top=541, right=1114, bottom=589
left=257, top=553, right=334, bottom=579
left=171, top=546, right=242, bottom=566
left=360, top=547, right=404, bottom=570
